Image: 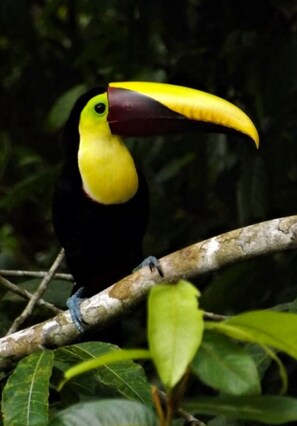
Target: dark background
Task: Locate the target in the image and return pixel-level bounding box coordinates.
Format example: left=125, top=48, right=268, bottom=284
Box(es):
left=0, top=0, right=296, bottom=331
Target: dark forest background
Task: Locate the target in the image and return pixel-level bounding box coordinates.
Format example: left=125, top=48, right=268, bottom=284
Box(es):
left=0, top=0, right=296, bottom=335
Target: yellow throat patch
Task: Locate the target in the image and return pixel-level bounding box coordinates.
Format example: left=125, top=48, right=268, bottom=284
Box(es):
left=78, top=93, right=139, bottom=205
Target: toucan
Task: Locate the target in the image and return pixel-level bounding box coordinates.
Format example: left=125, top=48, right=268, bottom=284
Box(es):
left=52, top=81, right=259, bottom=333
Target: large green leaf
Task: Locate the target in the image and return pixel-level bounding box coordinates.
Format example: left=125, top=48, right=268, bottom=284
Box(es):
left=49, top=399, right=158, bottom=426
left=148, top=280, right=204, bottom=389
left=55, top=342, right=152, bottom=404
left=2, top=350, right=54, bottom=426
left=184, top=395, right=297, bottom=424
left=206, top=310, right=297, bottom=359
left=192, top=332, right=260, bottom=395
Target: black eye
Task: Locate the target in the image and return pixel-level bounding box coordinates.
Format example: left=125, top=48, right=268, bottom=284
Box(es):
left=94, top=103, right=106, bottom=114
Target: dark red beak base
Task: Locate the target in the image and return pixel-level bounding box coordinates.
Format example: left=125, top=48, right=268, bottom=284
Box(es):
left=107, top=86, right=193, bottom=136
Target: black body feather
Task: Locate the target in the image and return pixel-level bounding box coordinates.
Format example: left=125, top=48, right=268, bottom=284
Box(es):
left=52, top=88, right=149, bottom=297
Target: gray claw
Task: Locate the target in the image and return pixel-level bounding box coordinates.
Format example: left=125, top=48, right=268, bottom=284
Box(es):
left=133, top=256, right=164, bottom=277
left=67, top=286, right=86, bottom=333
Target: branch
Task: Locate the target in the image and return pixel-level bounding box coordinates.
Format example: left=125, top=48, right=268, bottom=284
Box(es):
left=156, top=388, right=207, bottom=426
left=0, top=275, right=62, bottom=315
left=0, top=270, right=72, bottom=281
left=177, top=407, right=206, bottom=425
left=6, top=249, right=65, bottom=335
left=0, top=216, right=296, bottom=368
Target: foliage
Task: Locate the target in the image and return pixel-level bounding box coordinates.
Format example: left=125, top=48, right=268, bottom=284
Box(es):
left=0, top=0, right=297, bottom=424
left=2, top=281, right=297, bottom=425
left=2, top=350, right=54, bottom=426
left=148, top=281, right=203, bottom=389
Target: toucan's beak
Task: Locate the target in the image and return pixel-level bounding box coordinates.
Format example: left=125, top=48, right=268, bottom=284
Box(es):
left=107, top=81, right=259, bottom=147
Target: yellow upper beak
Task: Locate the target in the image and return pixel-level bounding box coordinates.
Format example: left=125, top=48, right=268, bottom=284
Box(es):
left=107, top=81, right=259, bottom=147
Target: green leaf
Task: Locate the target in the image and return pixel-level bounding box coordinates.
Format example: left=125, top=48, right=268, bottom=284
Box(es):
left=184, top=395, right=297, bottom=424
left=47, top=84, right=87, bottom=131
left=206, top=310, right=297, bottom=360
left=148, top=280, right=204, bottom=389
left=207, top=416, right=241, bottom=426
left=192, top=332, right=260, bottom=395
left=62, top=348, right=151, bottom=384
left=49, top=399, right=158, bottom=426
left=2, top=350, right=54, bottom=426
left=245, top=344, right=272, bottom=379
left=55, top=342, right=152, bottom=404
left=260, top=344, right=288, bottom=394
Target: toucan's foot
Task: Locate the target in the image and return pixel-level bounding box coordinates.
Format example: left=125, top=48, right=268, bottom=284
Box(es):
left=133, top=256, right=164, bottom=277
left=67, top=286, right=87, bottom=333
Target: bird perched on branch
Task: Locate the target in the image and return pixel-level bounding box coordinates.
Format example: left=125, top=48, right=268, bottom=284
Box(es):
left=52, top=81, right=259, bottom=333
